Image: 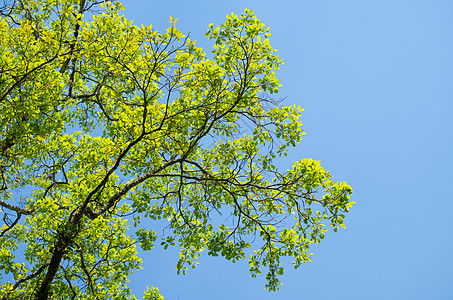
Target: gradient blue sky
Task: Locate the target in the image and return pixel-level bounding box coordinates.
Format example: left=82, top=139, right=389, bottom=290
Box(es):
left=120, top=1, right=453, bottom=299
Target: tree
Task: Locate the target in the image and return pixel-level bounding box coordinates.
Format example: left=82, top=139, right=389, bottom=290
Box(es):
left=0, top=1, right=353, bottom=299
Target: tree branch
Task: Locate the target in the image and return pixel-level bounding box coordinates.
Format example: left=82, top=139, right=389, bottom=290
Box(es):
left=85, top=157, right=183, bottom=219
left=0, top=199, right=33, bottom=215
left=0, top=211, right=21, bottom=238
left=11, top=262, right=50, bottom=291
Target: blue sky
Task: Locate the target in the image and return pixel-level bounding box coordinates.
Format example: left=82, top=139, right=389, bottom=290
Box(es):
left=120, top=1, right=453, bottom=299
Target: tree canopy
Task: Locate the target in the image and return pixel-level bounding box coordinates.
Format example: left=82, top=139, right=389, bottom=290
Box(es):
left=0, top=1, right=353, bottom=299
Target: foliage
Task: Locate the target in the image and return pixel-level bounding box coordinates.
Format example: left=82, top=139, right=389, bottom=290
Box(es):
left=0, top=0, right=353, bottom=299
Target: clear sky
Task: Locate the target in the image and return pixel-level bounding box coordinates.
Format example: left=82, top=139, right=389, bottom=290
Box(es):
left=119, top=1, right=453, bottom=299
